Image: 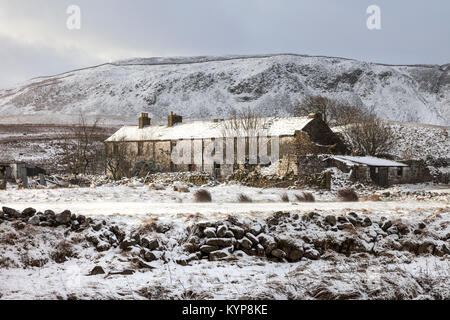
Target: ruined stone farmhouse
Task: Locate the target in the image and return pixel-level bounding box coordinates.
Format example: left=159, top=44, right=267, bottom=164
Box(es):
left=105, top=112, right=346, bottom=178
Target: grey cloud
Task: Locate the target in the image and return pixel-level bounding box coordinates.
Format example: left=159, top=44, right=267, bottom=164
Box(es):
left=0, top=0, right=449, bottom=89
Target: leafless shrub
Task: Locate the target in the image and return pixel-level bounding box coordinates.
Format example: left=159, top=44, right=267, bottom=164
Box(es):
left=59, top=112, right=106, bottom=175
left=51, top=240, right=75, bottom=263
left=295, top=192, right=315, bottom=202
left=293, top=95, right=365, bottom=126
left=281, top=193, right=290, bottom=202
left=338, top=188, right=359, bottom=202
left=342, top=113, right=395, bottom=156
left=194, top=189, right=212, bottom=203
left=238, top=193, right=253, bottom=203
left=222, top=106, right=269, bottom=138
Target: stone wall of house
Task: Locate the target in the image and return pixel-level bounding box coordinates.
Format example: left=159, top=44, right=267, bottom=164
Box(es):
left=387, top=160, right=432, bottom=185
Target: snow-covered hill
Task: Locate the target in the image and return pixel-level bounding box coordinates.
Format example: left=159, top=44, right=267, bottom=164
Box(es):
left=0, top=54, right=449, bottom=125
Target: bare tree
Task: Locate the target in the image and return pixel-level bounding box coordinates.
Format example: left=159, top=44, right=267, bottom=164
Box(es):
left=293, top=95, right=366, bottom=127
left=342, top=113, right=395, bottom=156
left=293, top=96, right=337, bottom=124
left=59, top=113, right=106, bottom=175
left=222, top=107, right=269, bottom=138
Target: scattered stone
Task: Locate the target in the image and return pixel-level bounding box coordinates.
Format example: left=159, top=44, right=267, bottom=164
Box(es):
left=362, top=217, right=372, bottom=227
left=120, top=237, right=138, bottom=250
left=29, top=215, right=40, bottom=226
left=325, top=215, right=337, bottom=226
left=89, top=266, right=105, bottom=276
left=271, top=249, right=287, bottom=259
left=381, top=220, right=393, bottom=231
left=239, top=237, right=253, bottom=250
left=96, top=241, right=112, bottom=252
left=209, top=250, right=229, bottom=261
left=256, top=244, right=265, bottom=257
left=143, top=250, right=164, bottom=262
left=217, top=225, right=228, bottom=238
left=141, top=237, right=160, bottom=250
left=289, top=248, right=304, bottom=262
left=245, top=233, right=259, bottom=245
left=203, top=227, right=217, bottom=238
left=205, top=238, right=234, bottom=247
left=22, top=208, right=36, bottom=217
left=224, top=230, right=235, bottom=238
left=304, top=248, right=320, bottom=260
left=249, top=224, right=263, bottom=236
left=2, top=207, right=20, bottom=218
left=230, top=226, right=245, bottom=239
left=200, top=245, right=219, bottom=254
left=92, top=222, right=103, bottom=231
left=55, top=210, right=72, bottom=225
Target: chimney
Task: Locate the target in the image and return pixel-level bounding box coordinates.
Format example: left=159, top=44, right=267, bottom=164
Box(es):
left=139, top=113, right=151, bottom=129
left=168, top=111, right=183, bottom=127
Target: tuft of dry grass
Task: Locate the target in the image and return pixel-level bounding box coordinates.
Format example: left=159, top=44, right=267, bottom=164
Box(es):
left=338, top=188, right=359, bottom=202
left=238, top=193, right=253, bottom=203
left=295, top=192, right=315, bottom=202
left=281, top=193, right=290, bottom=202
left=194, top=189, right=212, bottom=203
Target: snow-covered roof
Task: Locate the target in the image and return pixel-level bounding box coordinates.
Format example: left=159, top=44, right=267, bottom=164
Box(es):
left=106, top=117, right=314, bottom=142
left=332, top=155, right=408, bottom=167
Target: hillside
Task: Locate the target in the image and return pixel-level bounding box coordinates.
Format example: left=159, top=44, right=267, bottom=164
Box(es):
left=0, top=54, right=449, bottom=125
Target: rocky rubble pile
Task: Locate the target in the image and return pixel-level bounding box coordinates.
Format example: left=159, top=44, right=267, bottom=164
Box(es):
left=145, top=172, right=217, bottom=187
left=0, top=206, right=167, bottom=268
left=226, top=168, right=297, bottom=188
left=181, top=211, right=450, bottom=263
left=1, top=206, right=448, bottom=268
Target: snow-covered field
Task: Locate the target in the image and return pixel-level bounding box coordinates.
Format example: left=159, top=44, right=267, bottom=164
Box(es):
left=0, top=183, right=449, bottom=300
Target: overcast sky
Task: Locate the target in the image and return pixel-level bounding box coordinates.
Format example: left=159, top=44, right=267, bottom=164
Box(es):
left=0, top=0, right=449, bottom=89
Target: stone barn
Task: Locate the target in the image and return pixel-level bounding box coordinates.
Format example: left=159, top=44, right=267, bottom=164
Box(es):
left=105, top=112, right=346, bottom=178
left=297, top=155, right=432, bottom=187
left=0, top=162, right=46, bottom=188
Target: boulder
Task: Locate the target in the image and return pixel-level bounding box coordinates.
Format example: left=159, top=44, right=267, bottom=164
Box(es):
left=203, top=227, right=217, bottom=238
left=96, top=241, right=112, bottom=252
left=271, top=249, right=287, bottom=259
left=239, top=237, right=253, bottom=250
left=217, top=225, right=228, bottom=238
left=304, top=248, right=320, bottom=260
left=381, top=220, right=393, bottom=231
left=256, top=244, right=265, bottom=257
left=89, top=266, right=105, bottom=276
left=249, top=224, right=263, bottom=236
left=92, top=222, right=103, bottom=231
left=224, top=230, right=235, bottom=238
left=325, top=215, right=337, bottom=226
left=55, top=210, right=72, bottom=225
left=362, top=217, right=372, bottom=227
left=230, top=226, right=245, bottom=239
left=258, top=234, right=277, bottom=254
left=119, top=237, right=138, bottom=250
left=245, top=233, right=259, bottom=245
left=2, top=207, right=21, bottom=218
left=200, top=245, right=219, bottom=254
left=209, top=250, right=229, bottom=261
left=143, top=250, right=164, bottom=262
left=288, top=248, right=304, bottom=262
left=141, top=237, right=160, bottom=250
left=205, top=238, right=234, bottom=247
left=22, top=207, right=36, bottom=217
left=29, top=215, right=40, bottom=226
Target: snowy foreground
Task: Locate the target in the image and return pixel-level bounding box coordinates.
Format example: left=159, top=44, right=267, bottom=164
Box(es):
left=0, top=183, right=449, bottom=300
